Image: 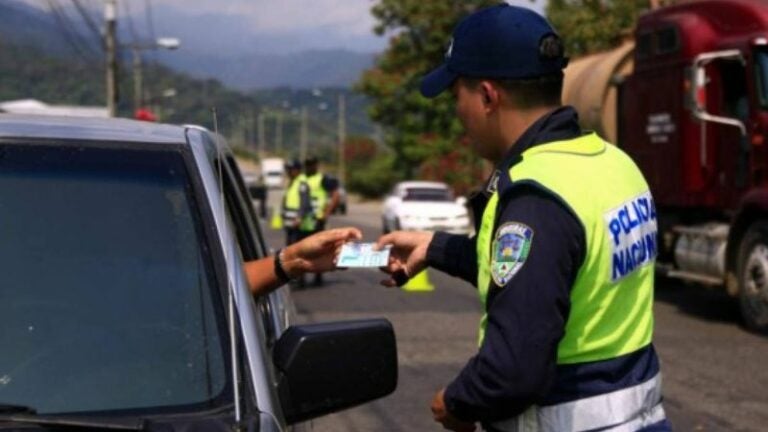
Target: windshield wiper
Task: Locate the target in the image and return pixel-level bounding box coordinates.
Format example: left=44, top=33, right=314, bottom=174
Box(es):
left=0, top=413, right=146, bottom=430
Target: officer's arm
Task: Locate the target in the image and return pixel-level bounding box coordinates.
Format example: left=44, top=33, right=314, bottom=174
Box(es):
left=426, top=232, right=478, bottom=285
left=443, top=187, right=585, bottom=422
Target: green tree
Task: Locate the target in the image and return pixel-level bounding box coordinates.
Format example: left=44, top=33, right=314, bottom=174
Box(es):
left=546, top=0, right=650, bottom=57
left=344, top=135, right=402, bottom=198
left=357, top=0, right=498, bottom=183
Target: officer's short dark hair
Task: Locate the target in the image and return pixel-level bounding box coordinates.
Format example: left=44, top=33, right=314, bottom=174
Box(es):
left=497, top=72, right=564, bottom=109
left=463, top=73, right=563, bottom=110
left=462, top=34, right=565, bottom=109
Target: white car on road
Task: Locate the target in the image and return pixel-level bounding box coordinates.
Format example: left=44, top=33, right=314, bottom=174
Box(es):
left=382, top=181, right=471, bottom=234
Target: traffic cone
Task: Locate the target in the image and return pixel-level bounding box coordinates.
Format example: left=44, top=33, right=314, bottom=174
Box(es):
left=270, top=206, right=283, bottom=230
left=402, top=269, right=434, bottom=292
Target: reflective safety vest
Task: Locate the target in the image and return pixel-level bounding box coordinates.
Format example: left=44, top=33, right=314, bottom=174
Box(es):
left=282, top=175, right=316, bottom=232
left=475, top=133, right=664, bottom=431
left=305, top=172, right=328, bottom=219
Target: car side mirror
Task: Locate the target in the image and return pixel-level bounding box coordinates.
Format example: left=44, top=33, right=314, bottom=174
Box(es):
left=272, top=319, right=398, bottom=424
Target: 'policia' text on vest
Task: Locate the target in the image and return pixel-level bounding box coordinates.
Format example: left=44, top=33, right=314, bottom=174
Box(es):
left=604, top=192, right=658, bottom=282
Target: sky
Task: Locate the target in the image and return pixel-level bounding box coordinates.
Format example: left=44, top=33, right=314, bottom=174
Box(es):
left=17, top=0, right=547, bottom=54
left=147, top=0, right=546, bottom=52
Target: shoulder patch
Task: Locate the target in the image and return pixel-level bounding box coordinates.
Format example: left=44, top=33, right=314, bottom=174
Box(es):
left=491, top=222, right=534, bottom=286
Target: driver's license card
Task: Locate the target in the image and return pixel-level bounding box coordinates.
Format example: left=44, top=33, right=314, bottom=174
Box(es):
left=337, top=242, right=391, bottom=268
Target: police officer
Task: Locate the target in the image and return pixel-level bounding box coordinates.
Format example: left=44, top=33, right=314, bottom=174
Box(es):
left=282, top=159, right=315, bottom=287
left=377, top=4, right=670, bottom=432
left=304, top=155, right=340, bottom=286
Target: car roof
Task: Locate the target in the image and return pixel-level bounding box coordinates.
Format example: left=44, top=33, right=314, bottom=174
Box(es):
left=397, top=181, right=449, bottom=190
left=0, top=114, right=187, bottom=144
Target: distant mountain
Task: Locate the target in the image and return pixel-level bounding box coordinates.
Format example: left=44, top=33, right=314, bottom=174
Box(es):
left=0, top=1, right=380, bottom=169
left=163, top=49, right=376, bottom=90
left=0, top=1, right=379, bottom=90
left=0, top=2, right=95, bottom=56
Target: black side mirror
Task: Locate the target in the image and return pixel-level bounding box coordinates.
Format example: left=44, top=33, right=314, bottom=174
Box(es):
left=273, top=319, right=398, bottom=424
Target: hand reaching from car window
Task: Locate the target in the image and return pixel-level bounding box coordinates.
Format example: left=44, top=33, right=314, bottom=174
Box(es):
left=283, top=227, right=363, bottom=276
left=244, top=227, right=362, bottom=296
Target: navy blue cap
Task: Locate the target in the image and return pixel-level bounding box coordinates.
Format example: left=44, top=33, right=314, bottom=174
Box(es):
left=420, top=4, right=567, bottom=98
left=285, top=159, right=302, bottom=170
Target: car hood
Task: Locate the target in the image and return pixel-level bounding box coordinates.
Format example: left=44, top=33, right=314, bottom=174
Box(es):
left=396, top=202, right=467, bottom=217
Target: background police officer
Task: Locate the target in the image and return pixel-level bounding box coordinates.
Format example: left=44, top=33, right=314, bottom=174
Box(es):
left=304, top=155, right=340, bottom=286
left=377, top=4, right=670, bottom=432
left=282, top=159, right=315, bottom=286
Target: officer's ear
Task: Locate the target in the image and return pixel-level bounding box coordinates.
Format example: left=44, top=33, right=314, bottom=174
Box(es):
left=478, top=81, right=500, bottom=113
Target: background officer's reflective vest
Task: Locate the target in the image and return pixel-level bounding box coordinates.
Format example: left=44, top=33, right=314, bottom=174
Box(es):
left=282, top=175, right=316, bottom=232
left=305, top=172, right=328, bottom=220
left=476, top=133, right=665, bottom=431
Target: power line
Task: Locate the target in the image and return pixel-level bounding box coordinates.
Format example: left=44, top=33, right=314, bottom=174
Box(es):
left=54, top=0, right=101, bottom=54
left=70, top=0, right=102, bottom=48
left=144, top=0, right=158, bottom=66
left=144, top=0, right=156, bottom=42
left=122, top=0, right=139, bottom=44
left=45, top=0, right=99, bottom=62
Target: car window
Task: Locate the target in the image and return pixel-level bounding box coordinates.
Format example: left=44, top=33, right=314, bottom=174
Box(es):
left=0, top=143, right=229, bottom=415
left=211, top=153, right=279, bottom=346
left=225, top=156, right=268, bottom=257
left=219, top=162, right=262, bottom=262
left=403, top=187, right=453, bottom=202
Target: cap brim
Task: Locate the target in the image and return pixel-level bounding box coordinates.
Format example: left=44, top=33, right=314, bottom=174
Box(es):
left=420, top=64, right=458, bottom=98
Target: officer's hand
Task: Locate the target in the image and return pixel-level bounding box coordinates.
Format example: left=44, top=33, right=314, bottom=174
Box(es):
left=376, top=231, right=434, bottom=287
left=431, top=389, right=476, bottom=432
left=283, top=227, right=362, bottom=277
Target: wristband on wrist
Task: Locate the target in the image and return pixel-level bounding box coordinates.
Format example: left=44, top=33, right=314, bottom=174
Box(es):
left=273, top=248, right=292, bottom=282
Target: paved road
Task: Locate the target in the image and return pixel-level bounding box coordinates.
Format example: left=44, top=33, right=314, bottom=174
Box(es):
left=260, top=195, right=768, bottom=431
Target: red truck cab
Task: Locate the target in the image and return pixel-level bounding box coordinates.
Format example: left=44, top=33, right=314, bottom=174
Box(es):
left=617, top=0, right=768, bottom=331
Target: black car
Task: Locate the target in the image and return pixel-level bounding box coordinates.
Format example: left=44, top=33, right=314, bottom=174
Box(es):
left=0, top=115, right=397, bottom=431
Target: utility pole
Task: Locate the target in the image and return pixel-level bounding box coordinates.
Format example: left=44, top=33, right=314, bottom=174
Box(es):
left=132, top=47, right=143, bottom=111
left=258, top=111, right=266, bottom=156
left=275, top=111, right=283, bottom=155
left=129, top=38, right=179, bottom=115
left=240, top=113, right=251, bottom=148
left=337, top=94, right=346, bottom=184
left=105, top=0, right=118, bottom=117
left=300, top=107, right=308, bottom=162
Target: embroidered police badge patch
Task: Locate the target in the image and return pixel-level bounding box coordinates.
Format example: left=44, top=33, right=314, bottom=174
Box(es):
left=491, top=222, right=534, bottom=286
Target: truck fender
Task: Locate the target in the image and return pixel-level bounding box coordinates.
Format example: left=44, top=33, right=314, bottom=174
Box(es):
left=726, top=188, right=768, bottom=296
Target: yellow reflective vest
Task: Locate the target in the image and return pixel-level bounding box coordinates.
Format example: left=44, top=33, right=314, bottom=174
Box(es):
left=304, top=172, right=328, bottom=219
left=282, top=175, right=316, bottom=232
left=476, top=132, right=657, bottom=364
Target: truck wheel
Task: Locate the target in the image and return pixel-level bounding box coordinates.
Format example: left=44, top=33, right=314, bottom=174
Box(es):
left=737, top=221, right=768, bottom=333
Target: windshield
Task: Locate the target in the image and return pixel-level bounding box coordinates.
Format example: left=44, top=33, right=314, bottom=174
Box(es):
left=402, top=187, right=453, bottom=202
left=0, top=144, right=228, bottom=415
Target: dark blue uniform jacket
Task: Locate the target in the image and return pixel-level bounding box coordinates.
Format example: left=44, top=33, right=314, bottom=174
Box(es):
left=426, top=107, right=664, bottom=429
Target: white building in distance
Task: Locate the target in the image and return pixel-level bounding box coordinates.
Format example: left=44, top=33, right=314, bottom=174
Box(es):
left=0, top=99, right=108, bottom=118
